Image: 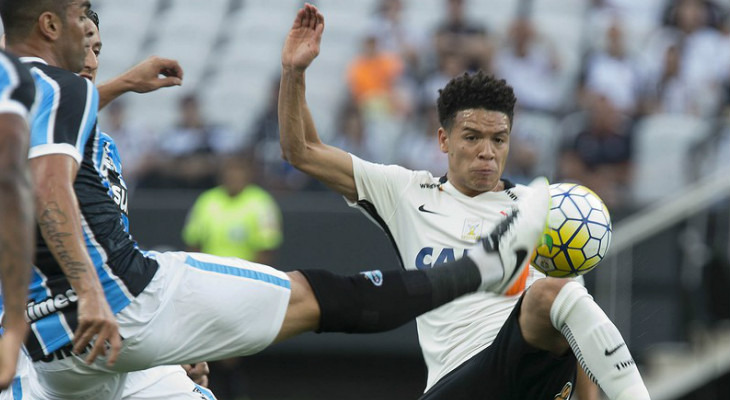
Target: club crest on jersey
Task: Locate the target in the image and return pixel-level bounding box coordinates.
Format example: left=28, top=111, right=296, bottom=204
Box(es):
left=361, top=270, right=383, bottom=286
left=461, top=218, right=482, bottom=241
left=554, top=382, right=573, bottom=400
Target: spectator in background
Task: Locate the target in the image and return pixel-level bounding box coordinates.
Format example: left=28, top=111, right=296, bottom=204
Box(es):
left=368, top=0, right=422, bottom=76
left=346, top=34, right=405, bottom=117
left=493, top=15, right=564, bottom=113
left=641, top=0, right=728, bottom=116
left=330, top=102, right=384, bottom=163
left=582, top=19, right=641, bottom=114
left=559, top=93, right=633, bottom=208
left=182, top=153, right=284, bottom=400
left=433, top=0, right=492, bottom=73
left=640, top=44, right=702, bottom=115
left=395, top=104, right=448, bottom=175
left=142, top=94, right=238, bottom=189
left=248, top=78, right=317, bottom=191
left=100, top=100, right=155, bottom=191
left=420, top=50, right=466, bottom=105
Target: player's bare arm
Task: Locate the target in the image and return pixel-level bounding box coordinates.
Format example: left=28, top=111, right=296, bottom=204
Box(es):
left=30, top=154, right=122, bottom=366
left=0, top=113, right=32, bottom=389
left=279, top=3, right=357, bottom=201
left=97, top=56, right=183, bottom=109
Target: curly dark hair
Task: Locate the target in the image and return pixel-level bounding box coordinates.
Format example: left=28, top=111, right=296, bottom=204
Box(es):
left=436, top=71, right=516, bottom=131
left=87, top=8, right=99, bottom=28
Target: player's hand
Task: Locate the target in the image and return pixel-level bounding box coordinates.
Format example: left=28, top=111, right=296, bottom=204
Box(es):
left=282, top=3, right=324, bottom=72
left=121, top=56, right=183, bottom=93
left=182, top=362, right=210, bottom=387
left=0, top=326, right=27, bottom=389
left=73, top=290, right=122, bottom=366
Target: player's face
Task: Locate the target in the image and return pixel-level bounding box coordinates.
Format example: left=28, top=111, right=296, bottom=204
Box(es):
left=438, top=108, right=510, bottom=196
left=56, top=1, right=93, bottom=73
left=80, top=21, right=101, bottom=83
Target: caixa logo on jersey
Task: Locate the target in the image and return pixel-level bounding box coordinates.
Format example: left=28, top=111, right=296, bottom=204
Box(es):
left=415, top=247, right=469, bottom=269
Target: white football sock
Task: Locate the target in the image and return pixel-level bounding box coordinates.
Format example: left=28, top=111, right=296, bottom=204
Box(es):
left=550, top=281, right=651, bottom=400
left=466, top=245, right=503, bottom=290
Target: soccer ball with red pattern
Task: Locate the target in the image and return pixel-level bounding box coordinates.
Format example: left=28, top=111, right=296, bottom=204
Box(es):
left=531, top=183, right=612, bottom=277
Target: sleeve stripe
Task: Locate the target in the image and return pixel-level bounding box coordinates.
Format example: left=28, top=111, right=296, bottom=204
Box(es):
left=28, top=143, right=83, bottom=165
left=30, top=68, right=61, bottom=148
left=76, top=79, right=96, bottom=150
left=0, top=100, right=29, bottom=118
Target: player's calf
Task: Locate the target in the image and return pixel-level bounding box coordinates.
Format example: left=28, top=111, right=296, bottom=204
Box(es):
left=550, top=281, right=651, bottom=400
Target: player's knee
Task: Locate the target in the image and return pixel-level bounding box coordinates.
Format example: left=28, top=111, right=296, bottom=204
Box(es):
left=520, top=278, right=572, bottom=353
left=524, top=278, right=570, bottom=320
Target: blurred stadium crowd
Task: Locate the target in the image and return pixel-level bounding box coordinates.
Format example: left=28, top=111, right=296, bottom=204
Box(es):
left=86, top=0, right=730, bottom=214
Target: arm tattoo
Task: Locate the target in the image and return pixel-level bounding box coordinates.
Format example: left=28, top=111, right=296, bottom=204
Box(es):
left=38, top=201, right=88, bottom=281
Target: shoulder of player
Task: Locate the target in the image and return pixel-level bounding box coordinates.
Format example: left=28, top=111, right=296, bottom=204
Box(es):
left=29, top=63, right=96, bottom=101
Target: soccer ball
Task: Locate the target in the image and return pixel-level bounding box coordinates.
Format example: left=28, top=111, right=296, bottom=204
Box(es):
left=531, top=183, right=612, bottom=277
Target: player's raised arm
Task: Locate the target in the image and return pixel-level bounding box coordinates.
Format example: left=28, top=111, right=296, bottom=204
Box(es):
left=279, top=4, right=357, bottom=201
left=96, top=56, right=183, bottom=110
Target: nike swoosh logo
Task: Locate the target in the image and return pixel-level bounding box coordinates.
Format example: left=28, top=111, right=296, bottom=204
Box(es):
left=418, top=204, right=439, bottom=215
left=604, top=343, right=626, bottom=356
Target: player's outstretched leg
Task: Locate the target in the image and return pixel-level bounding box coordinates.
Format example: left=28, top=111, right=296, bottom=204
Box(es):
left=467, top=177, right=551, bottom=294
left=277, top=178, right=551, bottom=339
left=550, top=280, right=651, bottom=400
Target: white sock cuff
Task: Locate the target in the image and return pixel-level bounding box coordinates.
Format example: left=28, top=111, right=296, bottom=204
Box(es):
left=549, top=280, right=592, bottom=330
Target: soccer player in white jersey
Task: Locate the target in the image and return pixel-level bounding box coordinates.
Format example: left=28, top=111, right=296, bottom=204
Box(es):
left=1, top=1, right=553, bottom=399
left=278, top=4, right=651, bottom=400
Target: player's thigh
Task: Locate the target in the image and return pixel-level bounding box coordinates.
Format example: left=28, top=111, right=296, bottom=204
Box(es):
left=116, top=251, right=291, bottom=369
left=123, top=366, right=217, bottom=400
left=421, top=294, right=576, bottom=400
left=31, top=356, right=126, bottom=400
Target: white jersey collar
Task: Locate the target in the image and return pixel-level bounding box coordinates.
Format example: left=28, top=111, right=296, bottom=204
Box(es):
left=19, top=56, right=48, bottom=65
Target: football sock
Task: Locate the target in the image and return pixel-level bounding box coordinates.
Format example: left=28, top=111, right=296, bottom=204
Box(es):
left=299, top=259, right=481, bottom=333
left=465, top=242, right=506, bottom=290
left=550, top=281, right=651, bottom=400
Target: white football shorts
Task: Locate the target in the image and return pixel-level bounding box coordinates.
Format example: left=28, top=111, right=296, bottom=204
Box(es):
left=31, top=251, right=290, bottom=399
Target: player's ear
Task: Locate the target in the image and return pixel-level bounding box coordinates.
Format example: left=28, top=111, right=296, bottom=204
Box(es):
left=38, top=11, right=63, bottom=41
left=438, top=127, right=449, bottom=154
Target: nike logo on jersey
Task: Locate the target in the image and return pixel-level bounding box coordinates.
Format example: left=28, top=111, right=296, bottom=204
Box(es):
left=418, top=204, right=440, bottom=215
left=604, top=343, right=626, bottom=356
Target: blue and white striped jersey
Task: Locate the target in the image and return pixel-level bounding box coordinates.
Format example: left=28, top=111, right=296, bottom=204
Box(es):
left=22, top=58, right=159, bottom=361
left=0, top=50, right=35, bottom=118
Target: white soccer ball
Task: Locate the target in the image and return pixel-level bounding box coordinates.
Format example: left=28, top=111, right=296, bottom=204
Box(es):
left=531, top=183, right=612, bottom=277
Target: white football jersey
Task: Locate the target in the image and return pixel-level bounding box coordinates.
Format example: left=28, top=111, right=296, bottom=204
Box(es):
left=348, top=155, right=546, bottom=391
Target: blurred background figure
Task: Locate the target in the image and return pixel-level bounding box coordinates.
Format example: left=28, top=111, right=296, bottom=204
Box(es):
left=432, top=0, right=492, bottom=73
left=182, top=153, right=283, bottom=400
left=183, top=154, right=282, bottom=263
left=346, top=34, right=405, bottom=117
left=141, top=94, right=239, bottom=189
left=494, top=15, right=564, bottom=113
left=99, top=100, right=156, bottom=192
left=395, top=104, right=448, bottom=175
left=581, top=18, right=641, bottom=115
left=559, top=93, right=633, bottom=209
